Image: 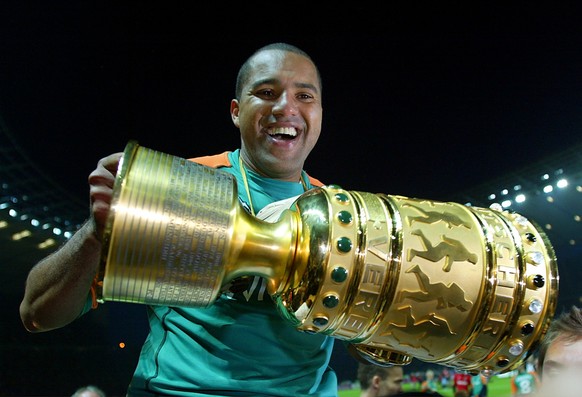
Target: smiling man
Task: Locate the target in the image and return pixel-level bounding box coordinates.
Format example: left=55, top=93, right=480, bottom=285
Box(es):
left=20, top=42, right=335, bottom=397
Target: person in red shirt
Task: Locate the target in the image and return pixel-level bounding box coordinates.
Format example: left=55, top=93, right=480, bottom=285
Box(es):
left=453, top=371, right=473, bottom=395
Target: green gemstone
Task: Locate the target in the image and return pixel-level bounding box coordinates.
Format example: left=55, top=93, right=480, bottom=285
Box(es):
left=337, top=210, right=352, bottom=224
left=331, top=267, right=348, bottom=283
left=323, top=295, right=339, bottom=308
left=334, top=192, right=349, bottom=203
left=336, top=237, right=352, bottom=253
left=313, top=317, right=329, bottom=327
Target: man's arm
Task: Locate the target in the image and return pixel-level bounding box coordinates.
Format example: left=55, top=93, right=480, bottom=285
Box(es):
left=19, top=221, right=102, bottom=332
left=19, top=152, right=123, bottom=332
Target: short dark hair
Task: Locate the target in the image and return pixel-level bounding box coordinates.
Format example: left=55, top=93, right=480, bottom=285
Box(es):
left=357, top=363, right=399, bottom=390
left=537, top=305, right=582, bottom=377
left=234, top=42, right=322, bottom=101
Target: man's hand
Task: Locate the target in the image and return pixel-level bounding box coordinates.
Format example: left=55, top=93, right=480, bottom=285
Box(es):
left=88, top=152, right=123, bottom=239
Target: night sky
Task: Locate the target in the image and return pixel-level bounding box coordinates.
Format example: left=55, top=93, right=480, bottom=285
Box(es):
left=2, top=2, right=582, bottom=393
left=2, top=3, right=582, bottom=203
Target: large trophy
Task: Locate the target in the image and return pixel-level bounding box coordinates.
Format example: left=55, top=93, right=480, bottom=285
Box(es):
left=97, top=141, right=558, bottom=376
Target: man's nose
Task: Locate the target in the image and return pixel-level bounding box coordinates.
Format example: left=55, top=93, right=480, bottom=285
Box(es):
left=272, top=92, right=297, bottom=116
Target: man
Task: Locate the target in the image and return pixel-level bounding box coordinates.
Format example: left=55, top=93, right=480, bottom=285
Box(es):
left=20, top=43, right=334, bottom=396
left=358, top=363, right=404, bottom=397
left=420, top=369, right=438, bottom=393
left=536, top=305, right=582, bottom=396
left=470, top=373, right=487, bottom=397
left=452, top=371, right=472, bottom=396
left=510, top=365, right=540, bottom=396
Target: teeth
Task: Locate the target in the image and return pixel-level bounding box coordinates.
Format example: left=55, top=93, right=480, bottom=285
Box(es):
left=268, top=127, right=297, bottom=137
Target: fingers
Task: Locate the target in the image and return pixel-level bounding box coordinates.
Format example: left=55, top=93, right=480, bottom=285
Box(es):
left=89, top=152, right=124, bottom=184
left=88, top=152, right=123, bottom=237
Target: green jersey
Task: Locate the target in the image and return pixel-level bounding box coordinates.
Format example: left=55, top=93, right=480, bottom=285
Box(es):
left=125, top=149, right=337, bottom=396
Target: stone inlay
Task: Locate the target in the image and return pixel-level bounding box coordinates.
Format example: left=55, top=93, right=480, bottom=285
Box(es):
left=532, top=274, right=545, bottom=288
left=337, top=210, right=353, bottom=224
left=337, top=237, right=353, bottom=253
left=323, top=294, right=339, bottom=308
left=529, top=298, right=543, bottom=314
left=331, top=267, right=348, bottom=283
left=509, top=341, right=524, bottom=356
left=334, top=192, right=349, bottom=203
left=521, top=322, right=535, bottom=336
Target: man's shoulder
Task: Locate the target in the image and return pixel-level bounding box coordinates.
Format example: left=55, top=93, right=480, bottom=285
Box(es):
left=188, top=151, right=324, bottom=187
left=307, top=174, right=324, bottom=187
left=188, top=152, right=232, bottom=168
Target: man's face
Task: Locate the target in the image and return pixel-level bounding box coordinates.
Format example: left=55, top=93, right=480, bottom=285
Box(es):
left=377, top=366, right=404, bottom=396
left=231, top=49, right=322, bottom=181
left=540, top=336, right=582, bottom=396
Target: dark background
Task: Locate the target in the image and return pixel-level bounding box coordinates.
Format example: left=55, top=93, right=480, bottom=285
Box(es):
left=1, top=2, right=582, bottom=396
left=3, top=2, right=582, bottom=200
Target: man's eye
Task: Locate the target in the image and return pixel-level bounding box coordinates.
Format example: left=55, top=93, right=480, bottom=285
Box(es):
left=257, top=89, right=275, bottom=97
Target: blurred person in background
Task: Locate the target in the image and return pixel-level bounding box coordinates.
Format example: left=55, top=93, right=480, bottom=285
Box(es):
left=510, top=364, right=540, bottom=396
left=358, top=363, right=404, bottom=397
left=452, top=370, right=472, bottom=396
left=470, top=373, right=488, bottom=397
left=420, top=369, right=438, bottom=393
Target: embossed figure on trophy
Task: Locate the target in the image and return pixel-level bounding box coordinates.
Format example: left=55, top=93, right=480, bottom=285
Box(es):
left=397, top=265, right=473, bottom=312
left=402, top=203, right=472, bottom=229
left=382, top=308, right=434, bottom=356
left=388, top=305, right=455, bottom=342
left=407, top=229, right=478, bottom=272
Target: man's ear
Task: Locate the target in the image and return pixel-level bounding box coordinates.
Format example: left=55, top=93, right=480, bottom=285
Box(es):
left=371, top=374, right=382, bottom=390
left=231, top=99, right=240, bottom=127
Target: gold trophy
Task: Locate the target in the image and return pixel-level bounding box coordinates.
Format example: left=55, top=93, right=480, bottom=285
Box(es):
left=97, top=141, right=559, bottom=376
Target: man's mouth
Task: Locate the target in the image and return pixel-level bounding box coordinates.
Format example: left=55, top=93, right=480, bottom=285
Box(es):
left=267, top=127, right=298, bottom=140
